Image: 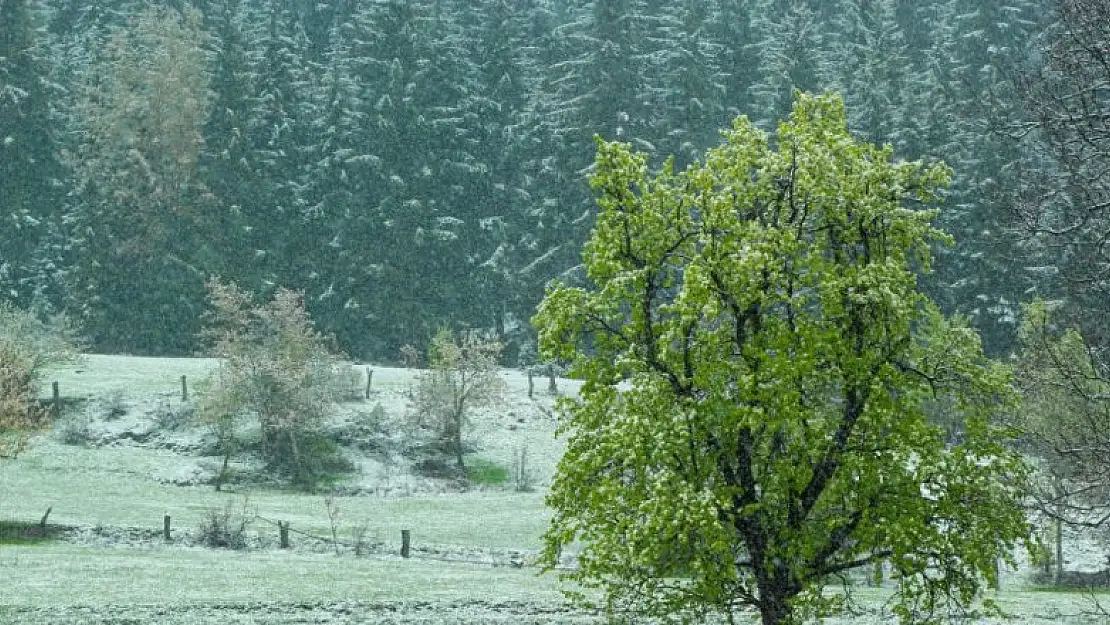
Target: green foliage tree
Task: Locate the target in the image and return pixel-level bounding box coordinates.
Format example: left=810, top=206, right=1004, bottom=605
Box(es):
left=533, top=92, right=1034, bottom=625
left=198, top=278, right=349, bottom=491
left=415, top=327, right=503, bottom=474
left=0, top=303, right=83, bottom=457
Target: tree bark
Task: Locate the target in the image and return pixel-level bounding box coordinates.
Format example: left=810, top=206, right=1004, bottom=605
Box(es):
left=216, top=448, right=231, bottom=491
left=758, top=590, right=792, bottom=625
left=454, top=410, right=464, bottom=472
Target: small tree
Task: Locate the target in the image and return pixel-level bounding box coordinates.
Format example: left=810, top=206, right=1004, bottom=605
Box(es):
left=198, top=278, right=349, bottom=490
left=534, top=92, right=1034, bottom=625
left=194, top=371, right=247, bottom=492
left=0, top=304, right=83, bottom=457
left=1013, top=300, right=1110, bottom=577
left=414, top=328, right=503, bottom=474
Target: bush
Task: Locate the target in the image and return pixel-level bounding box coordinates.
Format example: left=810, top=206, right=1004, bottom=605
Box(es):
left=413, top=456, right=461, bottom=480
left=330, top=366, right=365, bottom=402
left=197, top=496, right=254, bottom=549
left=55, top=408, right=94, bottom=446
left=268, top=433, right=353, bottom=490
left=332, top=404, right=388, bottom=452
left=412, top=328, right=503, bottom=474
left=0, top=304, right=83, bottom=457
left=152, top=399, right=194, bottom=431
left=101, top=388, right=128, bottom=420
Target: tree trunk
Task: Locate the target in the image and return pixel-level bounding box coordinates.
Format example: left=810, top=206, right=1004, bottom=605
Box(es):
left=758, top=591, right=792, bottom=625
left=454, top=410, right=464, bottom=472
left=216, top=448, right=231, bottom=492
left=1055, top=516, right=1064, bottom=585
left=288, top=431, right=305, bottom=488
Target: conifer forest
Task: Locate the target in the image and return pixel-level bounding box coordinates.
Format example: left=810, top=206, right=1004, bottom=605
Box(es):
left=0, top=0, right=1096, bottom=364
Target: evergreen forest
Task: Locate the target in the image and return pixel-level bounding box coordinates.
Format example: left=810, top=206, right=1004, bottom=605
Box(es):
left=0, top=0, right=1062, bottom=362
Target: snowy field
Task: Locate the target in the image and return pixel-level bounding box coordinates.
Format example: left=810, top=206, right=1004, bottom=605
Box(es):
left=0, top=355, right=1106, bottom=624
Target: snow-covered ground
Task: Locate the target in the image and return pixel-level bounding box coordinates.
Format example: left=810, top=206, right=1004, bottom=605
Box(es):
left=1, top=354, right=1107, bottom=624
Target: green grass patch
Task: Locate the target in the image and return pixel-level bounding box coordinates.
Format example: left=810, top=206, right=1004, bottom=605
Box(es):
left=0, top=520, right=58, bottom=546
left=465, top=457, right=509, bottom=485
left=1, top=440, right=551, bottom=549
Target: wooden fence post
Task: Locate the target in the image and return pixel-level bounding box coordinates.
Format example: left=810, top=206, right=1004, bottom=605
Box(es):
left=52, top=381, right=60, bottom=415
left=365, top=367, right=373, bottom=399
left=279, top=521, right=290, bottom=549
left=527, top=369, right=534, bottom=399
left=401, top=529, right=411, bottom=558
left=181, top=375, right=188, bottom=402
left=547, top=365, right=556, bottom=395
left=164, top=514, right=172, bottom=541
left=39, top=506, right=52, bottom=536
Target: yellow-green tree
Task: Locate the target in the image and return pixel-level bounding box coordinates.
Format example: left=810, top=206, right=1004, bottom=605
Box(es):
left=534, top=92, right=1034, bottom=625
left=65, top=5, right=216, bottom=354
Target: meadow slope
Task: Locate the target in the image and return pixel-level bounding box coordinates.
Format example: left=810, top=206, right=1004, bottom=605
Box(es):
left=0, top=355, right=1106, bottom=624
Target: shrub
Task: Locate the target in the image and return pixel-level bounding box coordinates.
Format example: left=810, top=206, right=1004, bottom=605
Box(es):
left=0, top=304, right=83, bottom=457
left=102, top=388, right=128, bottom=420
left=55, top=408, right=94, bottom=446
left=197, top=496, right=254, bottom=549
left=152, top=399, right=194, bottom=431
left=511, top=446, right=536, bottom=493
left=331, top=366, right=365, bottom=402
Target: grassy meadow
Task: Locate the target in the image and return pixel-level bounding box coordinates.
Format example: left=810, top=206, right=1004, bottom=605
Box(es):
left=0, top=355, right=1106, bottom=623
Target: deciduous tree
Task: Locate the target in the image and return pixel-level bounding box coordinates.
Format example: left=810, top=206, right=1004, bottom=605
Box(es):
left=198, top=278, right=349, bottom=490
left=64, top=5, right=214, bottom=354
left=534, top=92, right=1034, bottom=625
left=1013, top=300, right=1110, bottom=584
left=414, top=327, right=503, bottom=474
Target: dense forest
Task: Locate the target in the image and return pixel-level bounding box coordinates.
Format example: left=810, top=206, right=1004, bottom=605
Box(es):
left=0, top=0, right=1059, bottom=362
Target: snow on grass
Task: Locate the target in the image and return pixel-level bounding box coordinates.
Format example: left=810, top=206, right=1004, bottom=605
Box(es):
left=0, top=543, right=1103, bottom=624
left=0, top=439, right=551, bottom=550
left=38, top=354, right=583, bottom=399
left=7, top=355, right=1108, bottom=624
left=0, top=543, right=565, bottom=607
left=38, top=354, right=222, bottom=399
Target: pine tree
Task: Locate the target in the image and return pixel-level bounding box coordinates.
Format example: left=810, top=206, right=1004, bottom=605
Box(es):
left=294, top=13, right=374, bottom=355
left=241, top=1, right=317, bottom=296
left=711, top=0, right=761, bottom=120
left=640, top=0, right=727, bottom=164
left=196, top=0, right=262, bottom=280
left=828, top=0, right=915, bottom=151
left=0, top=0, right=65, bottom=307
left=444, top=0, right=547, bottom=357
left=928, top=0, right=1042, bottom=354
left=748, top=0, right=829, bottom=129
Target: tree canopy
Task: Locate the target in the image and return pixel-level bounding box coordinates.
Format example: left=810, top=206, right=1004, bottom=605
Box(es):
left=534, top=92, right=1034, bottom=625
